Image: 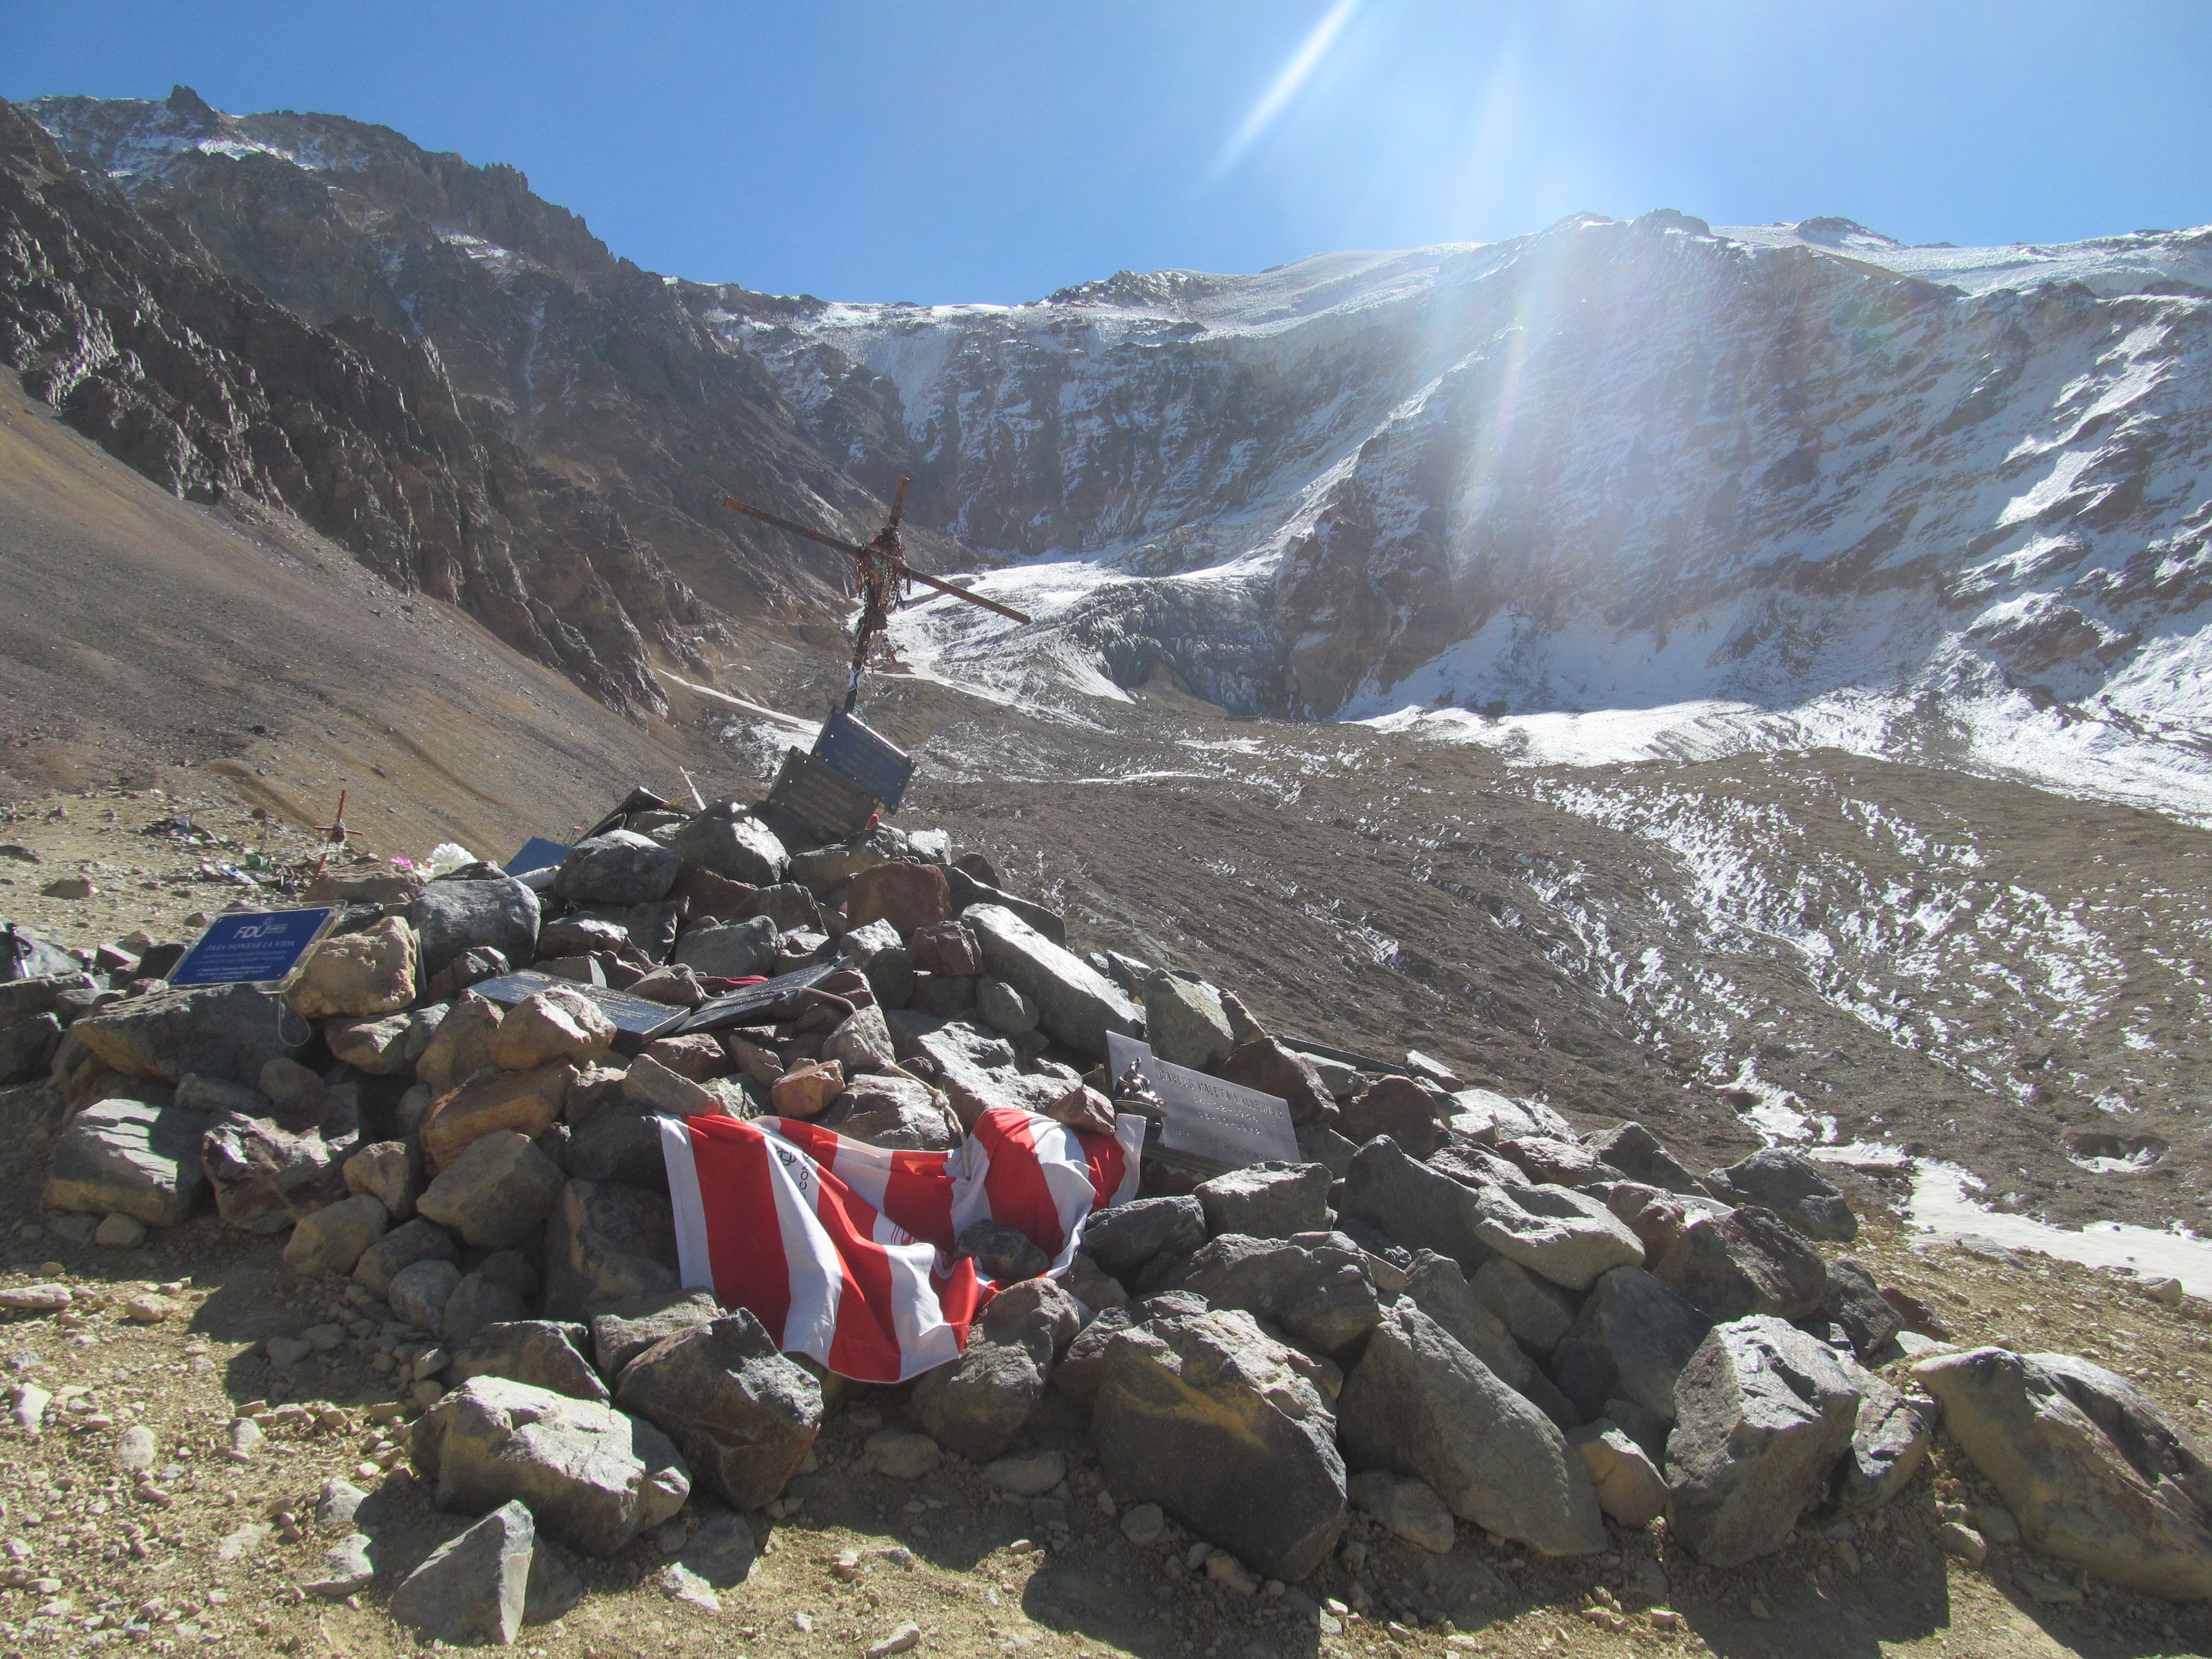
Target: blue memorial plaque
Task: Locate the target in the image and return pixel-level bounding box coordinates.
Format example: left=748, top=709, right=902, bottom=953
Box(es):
left=504, top=838, right=572, bottom=878
left=168, top=908, right=340, bottom=988
left=812, top=710, right=912, bottom=811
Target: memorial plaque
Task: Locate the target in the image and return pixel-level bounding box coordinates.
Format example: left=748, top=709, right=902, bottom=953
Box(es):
left=765, top=748, right=880, bottom=841
left=503, top=837, right=571, bottom=879
left=813, top=710, right=913, bottom=811
left=1105, top=1033, right=1298, bottom=1171
left=168, top=908, right=341, bottom=989
left=679, top=958, right=848, bottom=1034
left=467, top=969, right=691, bottom=1039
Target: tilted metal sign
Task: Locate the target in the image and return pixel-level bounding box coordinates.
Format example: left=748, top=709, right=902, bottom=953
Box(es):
left=467, top=968, right=691, bottom=1039
left=167, top=908, right=341, bottom=989
left=1104, top=1032, right=1299, bottom=1171
left=813, top=710, right=913, bottom=811
left=766, top=749, right=881, bottom=842
left=503, top=838, right=571, bottom=879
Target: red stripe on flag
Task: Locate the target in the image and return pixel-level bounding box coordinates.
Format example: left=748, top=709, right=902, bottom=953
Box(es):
left=977, top=1109, right=1072, bottom=1258
left=686, top=1116, right=792, bottom=1341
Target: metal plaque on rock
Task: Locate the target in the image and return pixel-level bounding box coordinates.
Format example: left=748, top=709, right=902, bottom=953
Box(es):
left=168, top=908, right=340, bottom=989
left=1105, top=1032, right=1298, bottom=1171
left=468, top=968, right=690, bottom=1039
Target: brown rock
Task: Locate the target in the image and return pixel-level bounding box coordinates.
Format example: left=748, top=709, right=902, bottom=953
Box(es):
left=1217, top=1038, right=1334, bottom=1126
left=1338, top=1075, right=1443, bottom=1158
left=1046, top=1082, right=1117, bottom=1136
left=417, top=993, right=503, bottom=1096
left=1496, top=1136, right=1611, bottom=1187
left=285, top=917, right=419, bottom=1020
left=771, top=1060, right=845, bottom=1119
left=846, top=862, right=949, bottom=938
left=908, top=920, right=982, bottom=976
left=668, top=866, right=758, bottom=923
left=642, top=1034, right=728, bottom=1081
left=490, top=986, right=615, bottom=1071
left=1654, top=1208, right=1829, bottom=1323
left=423, top=1063, right=577, bottom=1173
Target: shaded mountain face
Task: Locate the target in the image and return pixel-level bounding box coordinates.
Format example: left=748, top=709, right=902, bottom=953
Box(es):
left=0, top=95, right=709, bottom=712
left=23, top=86, right=966, bottom=631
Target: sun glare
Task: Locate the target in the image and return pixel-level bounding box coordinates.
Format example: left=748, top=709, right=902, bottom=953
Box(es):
left=1215, top=0, right=1361, bottom=176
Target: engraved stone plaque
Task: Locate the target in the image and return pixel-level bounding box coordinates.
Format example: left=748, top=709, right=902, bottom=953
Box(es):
left=1105, top=1032, right=1298, bottom=1170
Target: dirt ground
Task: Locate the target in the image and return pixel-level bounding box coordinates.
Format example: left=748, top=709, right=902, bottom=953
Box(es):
left=4, top=1177, right=2210, bottom=1659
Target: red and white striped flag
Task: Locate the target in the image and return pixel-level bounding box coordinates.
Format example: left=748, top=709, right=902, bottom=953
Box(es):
left=658, top=1107, right=1144, bottom=1384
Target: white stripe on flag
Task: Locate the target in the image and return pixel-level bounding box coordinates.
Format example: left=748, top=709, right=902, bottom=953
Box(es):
left=759, top=1125, right=849, bottom=1366
left=659, top=1117, right=715, bottom=1292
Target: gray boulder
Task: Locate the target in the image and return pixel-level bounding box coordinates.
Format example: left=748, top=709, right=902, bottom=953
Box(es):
left=344, top=1139, right=422, bottom=1222
left=1709, top=1148, right=1858, bottom=1242
left=666, top=805, right=789, bottom=886
left=1665, top=1315, right=1865, bottom=1567
left=1093, top=1306, right=1347, bottom=1581
left=70, top=981, right=304, bottom=1087
left=615, top=1311, right=824, bottom=1510
left=1338, top=1302, right=1606, bottom=1557
left=0, top=1012, right=62, bottom=1085
left=282, top=1192, right=389, bottom=1277
left=1588, top=1122, right=1713, bottom=1197
left=554, top=831, right=680, bottom=907
left=1195, top=1161, right=1332, bottom=1240
left=566, top=1103, right=677, bottom=1187
left=1141, top=971, right=1234, bottom=1070
left=955, top=1219, right=1052, bottom=1283
left=440, top=1271, right=531, bottom=1349
left=1568, top=1421, right=1670, bottom=1527
left=963, top=904, right=1139, bottom=1058
left=389, top=1500, right=533, bottom=1647
left=912, top=1279, right=1080, bottom=1461
left=1402, top=1251, right=1578, bottom=1430
left=1081, top=1195, right=1206, bottom=1288
left=1912, top=1346, right=2212, bottom=1599
left=1218, top=1037, right=1335, bottom=1126
left=199, top=1109, right=343, bottom=1233
left=354, top=1216, right=460, bottom=1297
left=1337, top=1136, right=1493, bottom=1269
left=1654, top=1208, right=1830, bottom=1322
left=390, top=1258, right=464, bottom=1336
left=411, top=876, right=541, bottom=979
left=1347, top=1470, right=1457, bottom=1554
left=590, top=1288, right=725, bottom=1381
left=1161, top=1231, right=1382, bottom=1354
left=1470, top=1180, right=1644, bottom=1291
left=44, top=1093, right=208, bottom=1225
left=540, top=1179, right=678, bottom=1322
left=417, top=1130, right=566, bottom=1249
left=1339, top=1076, right=1444, bottom=1159
left=821, top=1075, right=960, bottom=1152
left=1829, top=1370, right=1938, bottom=1517
left=411, top=1376, right=691, bottom=1557
left=672, top=916, right=778, bottom=981
left=1550, top=1266, right=1713, bottom=1424
left=1821, top=1258, right=1903, bottom=1362
left=1470, top=1257, right=1578, bottom=1358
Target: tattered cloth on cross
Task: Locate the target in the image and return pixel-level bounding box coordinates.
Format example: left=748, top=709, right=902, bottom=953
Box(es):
left=658, top=1107, right=1145, bottom=1384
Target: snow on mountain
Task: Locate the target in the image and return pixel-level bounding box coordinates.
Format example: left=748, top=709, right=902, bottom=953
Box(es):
left=713, top=210, right=2212, bottom=821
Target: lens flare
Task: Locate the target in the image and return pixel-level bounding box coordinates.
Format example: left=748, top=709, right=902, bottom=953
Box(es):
left=1216, top=0, right=1362, bottom=177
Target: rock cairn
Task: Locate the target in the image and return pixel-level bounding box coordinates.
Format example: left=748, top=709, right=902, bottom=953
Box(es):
left=6, top=788, right=2211, bottom=1642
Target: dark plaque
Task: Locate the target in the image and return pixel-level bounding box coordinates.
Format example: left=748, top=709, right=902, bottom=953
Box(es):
left=468, top=968, right=691, bottom=1039
left=813, top=710, right=912, bottom=811
left=766, top=749, right=880, bottom=842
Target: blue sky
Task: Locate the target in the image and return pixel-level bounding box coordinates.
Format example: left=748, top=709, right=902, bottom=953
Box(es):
left=7, top=1, right=2209, bottom=304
